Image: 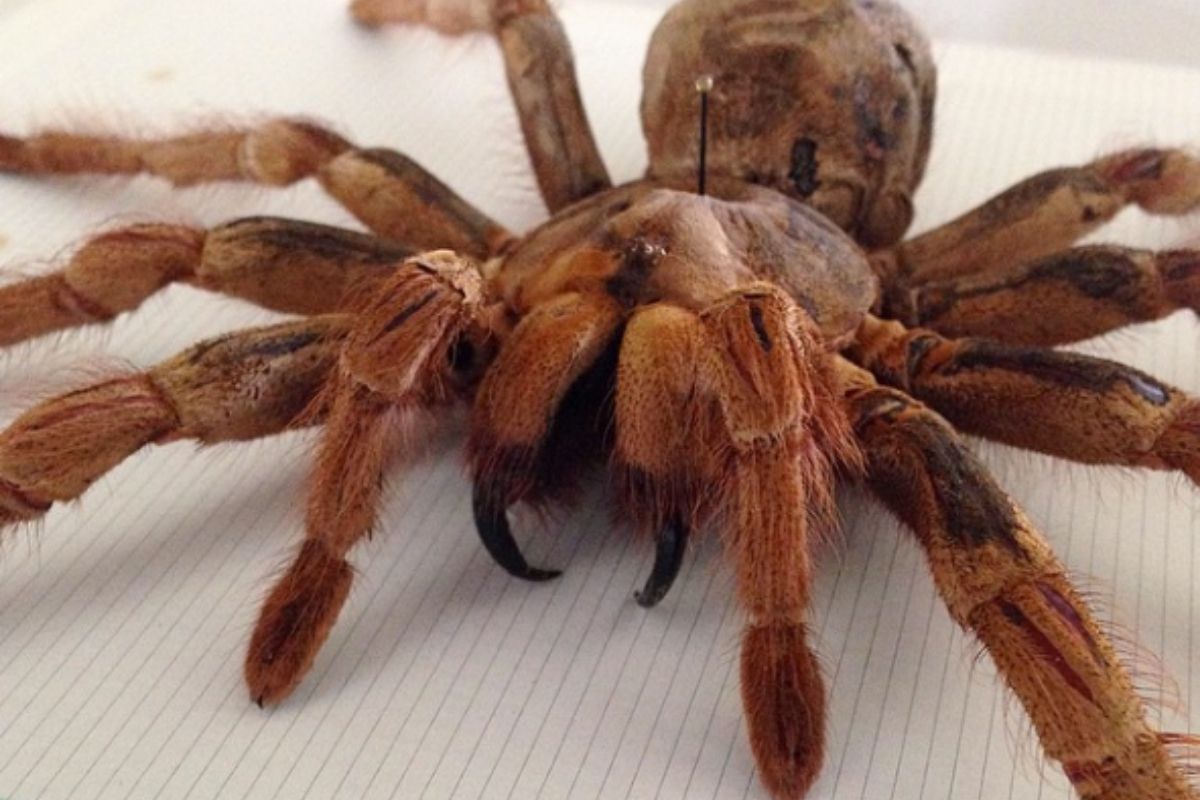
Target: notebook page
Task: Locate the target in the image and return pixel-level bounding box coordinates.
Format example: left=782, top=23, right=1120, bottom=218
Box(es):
left=0, top=2, right=1196, bottom=799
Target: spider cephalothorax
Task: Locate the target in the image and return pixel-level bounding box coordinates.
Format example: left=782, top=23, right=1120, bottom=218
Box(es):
left=1, top=1, right=1199, bottom=798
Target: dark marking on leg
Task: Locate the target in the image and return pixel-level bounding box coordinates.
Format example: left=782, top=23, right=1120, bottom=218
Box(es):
left=1038, top=582, right=1106, bottom=668
left=635, top=518, right=689, bottom=608
left=858, top=395, right=1026, bottom=554
left=1000, top=599, right=1096, bottom=704
left=377, top=290, right=437, bottom=339
left=748, top=303, right=773, bottom=352
left=225, top=217, right=412, bottom=264
left=948, top=342, right=1172, bottom=406
left=243, top=331, right=324, bottom=360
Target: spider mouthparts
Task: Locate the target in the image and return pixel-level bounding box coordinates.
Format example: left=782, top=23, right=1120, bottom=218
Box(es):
left=471, top=484, right=562, bottom=582
left=254, top=695, right=265, bottom=709
left=634, top=519, right=689, bottom=608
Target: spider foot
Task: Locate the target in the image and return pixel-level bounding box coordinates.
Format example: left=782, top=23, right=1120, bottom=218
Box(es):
left=1100, top=147, right=1200, bottom=216
left=245, top=541, right=353, bottom=706
left=741, top=622, right=826, bottom=800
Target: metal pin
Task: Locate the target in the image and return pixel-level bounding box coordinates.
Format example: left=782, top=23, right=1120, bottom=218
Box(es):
left=695, top=74, right=714, bottom=196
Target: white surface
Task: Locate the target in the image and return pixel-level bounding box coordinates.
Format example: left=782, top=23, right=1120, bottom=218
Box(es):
left=0, top=2, right=1197, bottom=800
left=616, top=0, right=1200, bottom=71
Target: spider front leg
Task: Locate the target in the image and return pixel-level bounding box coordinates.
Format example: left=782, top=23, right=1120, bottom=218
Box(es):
left=874, top=147, right=1200, bottom=283
left=839, top=360, right=1197, bottom=800
left=0, top=217, right=410, bottom=347
left=351, top=0, right=612, bottom=212
left=0, top=119, right=511, bottom=257
left=853, top=315, right=1200, bottom=485
left=0, top=315, right=349, bottom=527
left=246, top=251, right=488, bottom=704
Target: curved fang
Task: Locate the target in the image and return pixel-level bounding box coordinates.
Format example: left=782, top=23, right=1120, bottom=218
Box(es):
left=471, top=483, right=562, bottom=582
left=635, top=518, right=689, bottom=608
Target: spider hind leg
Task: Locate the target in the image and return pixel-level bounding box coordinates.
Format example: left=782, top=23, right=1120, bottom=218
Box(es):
left=350, top=0, right=612, bottom=212
left=0, top=119, right=511, bottom=257
left=840, top=359, right=1198, bottom=799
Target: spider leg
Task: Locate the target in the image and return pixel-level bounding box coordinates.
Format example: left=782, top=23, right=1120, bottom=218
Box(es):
left=873, top=147, right=1200, bottom=284
left=246, top=250, right=487, bottom=704
left=882, top=243, right=1200, bottom=346
left=697, top=285, right=859, bottom=800
left=468, top=290, right=623, bottom=580
left=838, top=358, right=1197, bottom=800
left=0, top=315, right=349, bottom=528
left=852, top=315, right=1200, bottom=486
left=0, top=217, right=410, bottom=347
left=0, top=120, right=511, bottom=257
left=350, top=0, right=612, bottom=212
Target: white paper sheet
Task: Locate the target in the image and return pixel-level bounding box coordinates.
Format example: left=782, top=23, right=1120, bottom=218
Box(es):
left=0, top=2, right=1196, bottom=799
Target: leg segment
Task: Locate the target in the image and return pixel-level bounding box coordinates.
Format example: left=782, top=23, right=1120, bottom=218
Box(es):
left=839, top=360, right=1197, bottom=800
left=883, top=244, right=1200, bottom=346
left=853, top=316, right=1200, bottom=486
left=0, top=217, right=410, bottom=346
left=246, top=251, right=486, bottom=704
left=351, top=0, right=612, bottom=212
left=698, top=286, right=859, bottom=800
left=0, top=119, right=511, bottom=257
left=0, top=315, right=350, bottom=528
left=876, top=148, right=1200, bottom=284
left=468, top=290, right=623, bottom=579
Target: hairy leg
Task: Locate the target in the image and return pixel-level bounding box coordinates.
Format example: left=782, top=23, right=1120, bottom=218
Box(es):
left=0, top=315, right=350, bottom=528
left=699, top=286, right=859, bottom=800
left=853, top=315, right=1200, bottom=486
left=882, top=244, right=1200, bottom=346
left=468, top=290, right=623, bottom=579
left=0, top=119, right=511, bottom=257
left=0, top=217, right=411, bottom=346
left=350, top=0, right=612, bottom=212
left=839, top=359, right=1196, bottom=800
left=873, top=147, right=1200, bottom=284
left=246, top=251, right=487, bottom=704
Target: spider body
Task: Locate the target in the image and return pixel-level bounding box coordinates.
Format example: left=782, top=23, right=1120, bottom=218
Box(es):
left=1, top=0, right=1199, bottom=798
left=493, top=179, right=876, bottom=340
left=644, top=0, right=933, bottom=246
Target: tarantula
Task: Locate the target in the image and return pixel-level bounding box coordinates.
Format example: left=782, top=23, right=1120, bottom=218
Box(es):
left=0, top=0, right=1198, bottom=797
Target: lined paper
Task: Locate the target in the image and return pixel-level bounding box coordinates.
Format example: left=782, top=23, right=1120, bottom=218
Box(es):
left=0, top=1, right=1197, bottom=798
